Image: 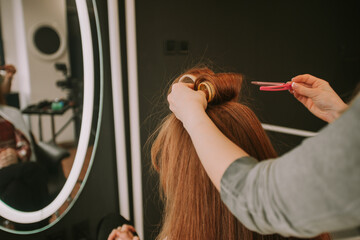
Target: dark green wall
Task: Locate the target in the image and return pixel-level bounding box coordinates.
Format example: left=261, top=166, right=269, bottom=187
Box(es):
left=135, top=1, right=360, bottom=238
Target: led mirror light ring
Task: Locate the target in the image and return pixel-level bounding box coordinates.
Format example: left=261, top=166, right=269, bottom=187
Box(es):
left=107, top=0, right=130, bottom=220
left=0, top=0, right=93, bottom=224
left=125, top=0, right=144, bottom=237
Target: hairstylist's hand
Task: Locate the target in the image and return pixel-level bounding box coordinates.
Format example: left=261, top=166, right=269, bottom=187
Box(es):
left=107, top=224, right=139, bottom=240
left=290, top=74, right=348, bottom=123
left=167, top=83, right=207, bottom=129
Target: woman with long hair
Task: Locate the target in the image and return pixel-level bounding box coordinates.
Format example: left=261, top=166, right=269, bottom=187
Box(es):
left=108, top=68, right=330, bottom=240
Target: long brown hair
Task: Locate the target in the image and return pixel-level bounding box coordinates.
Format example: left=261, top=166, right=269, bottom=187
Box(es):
left=151, top=67, right=330, bottom=240
left=0, top=75, right=5, bottom=105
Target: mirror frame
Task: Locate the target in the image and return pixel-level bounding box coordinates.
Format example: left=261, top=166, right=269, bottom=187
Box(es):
left=0, top=0, right=103, bottom=233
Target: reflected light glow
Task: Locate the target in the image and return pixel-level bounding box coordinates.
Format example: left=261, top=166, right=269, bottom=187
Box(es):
left=125, top=0, right=144, bottom=238
left=107, top=0, right=130, bottom=220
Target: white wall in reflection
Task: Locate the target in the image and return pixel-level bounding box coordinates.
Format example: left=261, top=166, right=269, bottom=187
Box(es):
left=0, top=0, right=75, bottom=144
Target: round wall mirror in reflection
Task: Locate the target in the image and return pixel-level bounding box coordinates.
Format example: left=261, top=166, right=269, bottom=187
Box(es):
left=0, top=0, right=102, bottom=233
left=29, top=21, right=67, bottom=61
left=33, top=26, right=61, bottom=55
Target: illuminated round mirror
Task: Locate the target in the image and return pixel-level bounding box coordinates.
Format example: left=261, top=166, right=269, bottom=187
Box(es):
left=0, top=0, right=102, bottom=234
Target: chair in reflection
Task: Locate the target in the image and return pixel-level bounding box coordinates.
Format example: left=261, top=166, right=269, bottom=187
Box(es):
left=0, top=135, right=70, bottom=230
left=0, top=161, right=50, bottom=230
left=3, top=86, right=71, bottom=201
left=31, top=133, right=70, bottom=200
left=0, top=99, right=70, bottom=230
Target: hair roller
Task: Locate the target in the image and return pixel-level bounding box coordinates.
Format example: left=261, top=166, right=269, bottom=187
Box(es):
left=197, top=81, right=215, bottom=103
left=178, top=74, right=196, bottom=84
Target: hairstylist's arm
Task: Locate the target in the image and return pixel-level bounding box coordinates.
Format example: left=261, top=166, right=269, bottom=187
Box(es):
left=169, top=82, right=360, bottom=237
left=291, top=74, right=348, bottom=123
left=168, top=83, right=250, bottom=190
left=221, top=96, right=360, bottom=237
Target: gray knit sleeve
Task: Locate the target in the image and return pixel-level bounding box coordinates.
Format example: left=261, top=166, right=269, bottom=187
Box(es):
left=220, top=96, right=360, bottom=237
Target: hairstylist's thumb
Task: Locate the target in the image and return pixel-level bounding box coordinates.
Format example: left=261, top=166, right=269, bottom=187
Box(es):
left=291, top=82, right=317, bottom=98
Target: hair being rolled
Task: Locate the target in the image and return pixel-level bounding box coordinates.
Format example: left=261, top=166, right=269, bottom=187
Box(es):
left=151, top=67, right=330, bottom=240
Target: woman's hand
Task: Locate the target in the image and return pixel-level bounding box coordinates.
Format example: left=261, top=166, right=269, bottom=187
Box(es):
left=0, top=64, right=17, bottom=78
left=107, top=224, right=139, bottom=240
left=4, top=65, right=16, bottom=75
left=0, top=148, right=18, bottom=169
left=0, top=64, right=17, bottom=94
left=167, top=83, right=207, bottom=130
left=290, top=74, right=348, bottom=123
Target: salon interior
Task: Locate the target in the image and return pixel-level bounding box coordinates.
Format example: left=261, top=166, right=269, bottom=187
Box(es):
left=0, top=0, right=358, bottom=239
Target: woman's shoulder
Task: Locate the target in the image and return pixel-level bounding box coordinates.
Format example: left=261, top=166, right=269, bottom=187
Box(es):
left=0, top=105, right=29, bottom=136
left=0, top=105, right=23, bottom=118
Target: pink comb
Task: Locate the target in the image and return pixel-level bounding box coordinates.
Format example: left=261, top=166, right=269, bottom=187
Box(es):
left=251, top=81, right=292, bottom=91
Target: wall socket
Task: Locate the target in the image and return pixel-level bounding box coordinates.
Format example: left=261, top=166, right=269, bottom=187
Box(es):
left=164, top=40, right=189, bottom=55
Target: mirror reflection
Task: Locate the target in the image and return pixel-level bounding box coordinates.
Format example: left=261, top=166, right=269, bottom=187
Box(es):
left=0, top=0, right=99, bottom=232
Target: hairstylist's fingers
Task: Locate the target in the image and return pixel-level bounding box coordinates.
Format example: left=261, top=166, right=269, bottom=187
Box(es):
left=170, top=82, right=181, bottom=93
left=168, top=83, right=197, bottom=105
left=133, top=236, right=140, bottom=240
left=291, top=74, right=319, bottom=86
left=121, top=224, right=136, bottom=233
left=169, top=82, right=194, bottom=95
left=288, top=81, right=311, bottom=95
left=291, top=82, right=318, bottom=98
left=116, top=231, right=134, bottom=240
left=287, top=81, right=295, bottom=94
left=293, top=92, right=308, bottom=106
left=171, top=82, right=193, bottom=91
left=108, top=229, right=119, bottom=240
left=185, top=83, right=194, bottom=89
left=168, top=82, right=207, bottom=125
